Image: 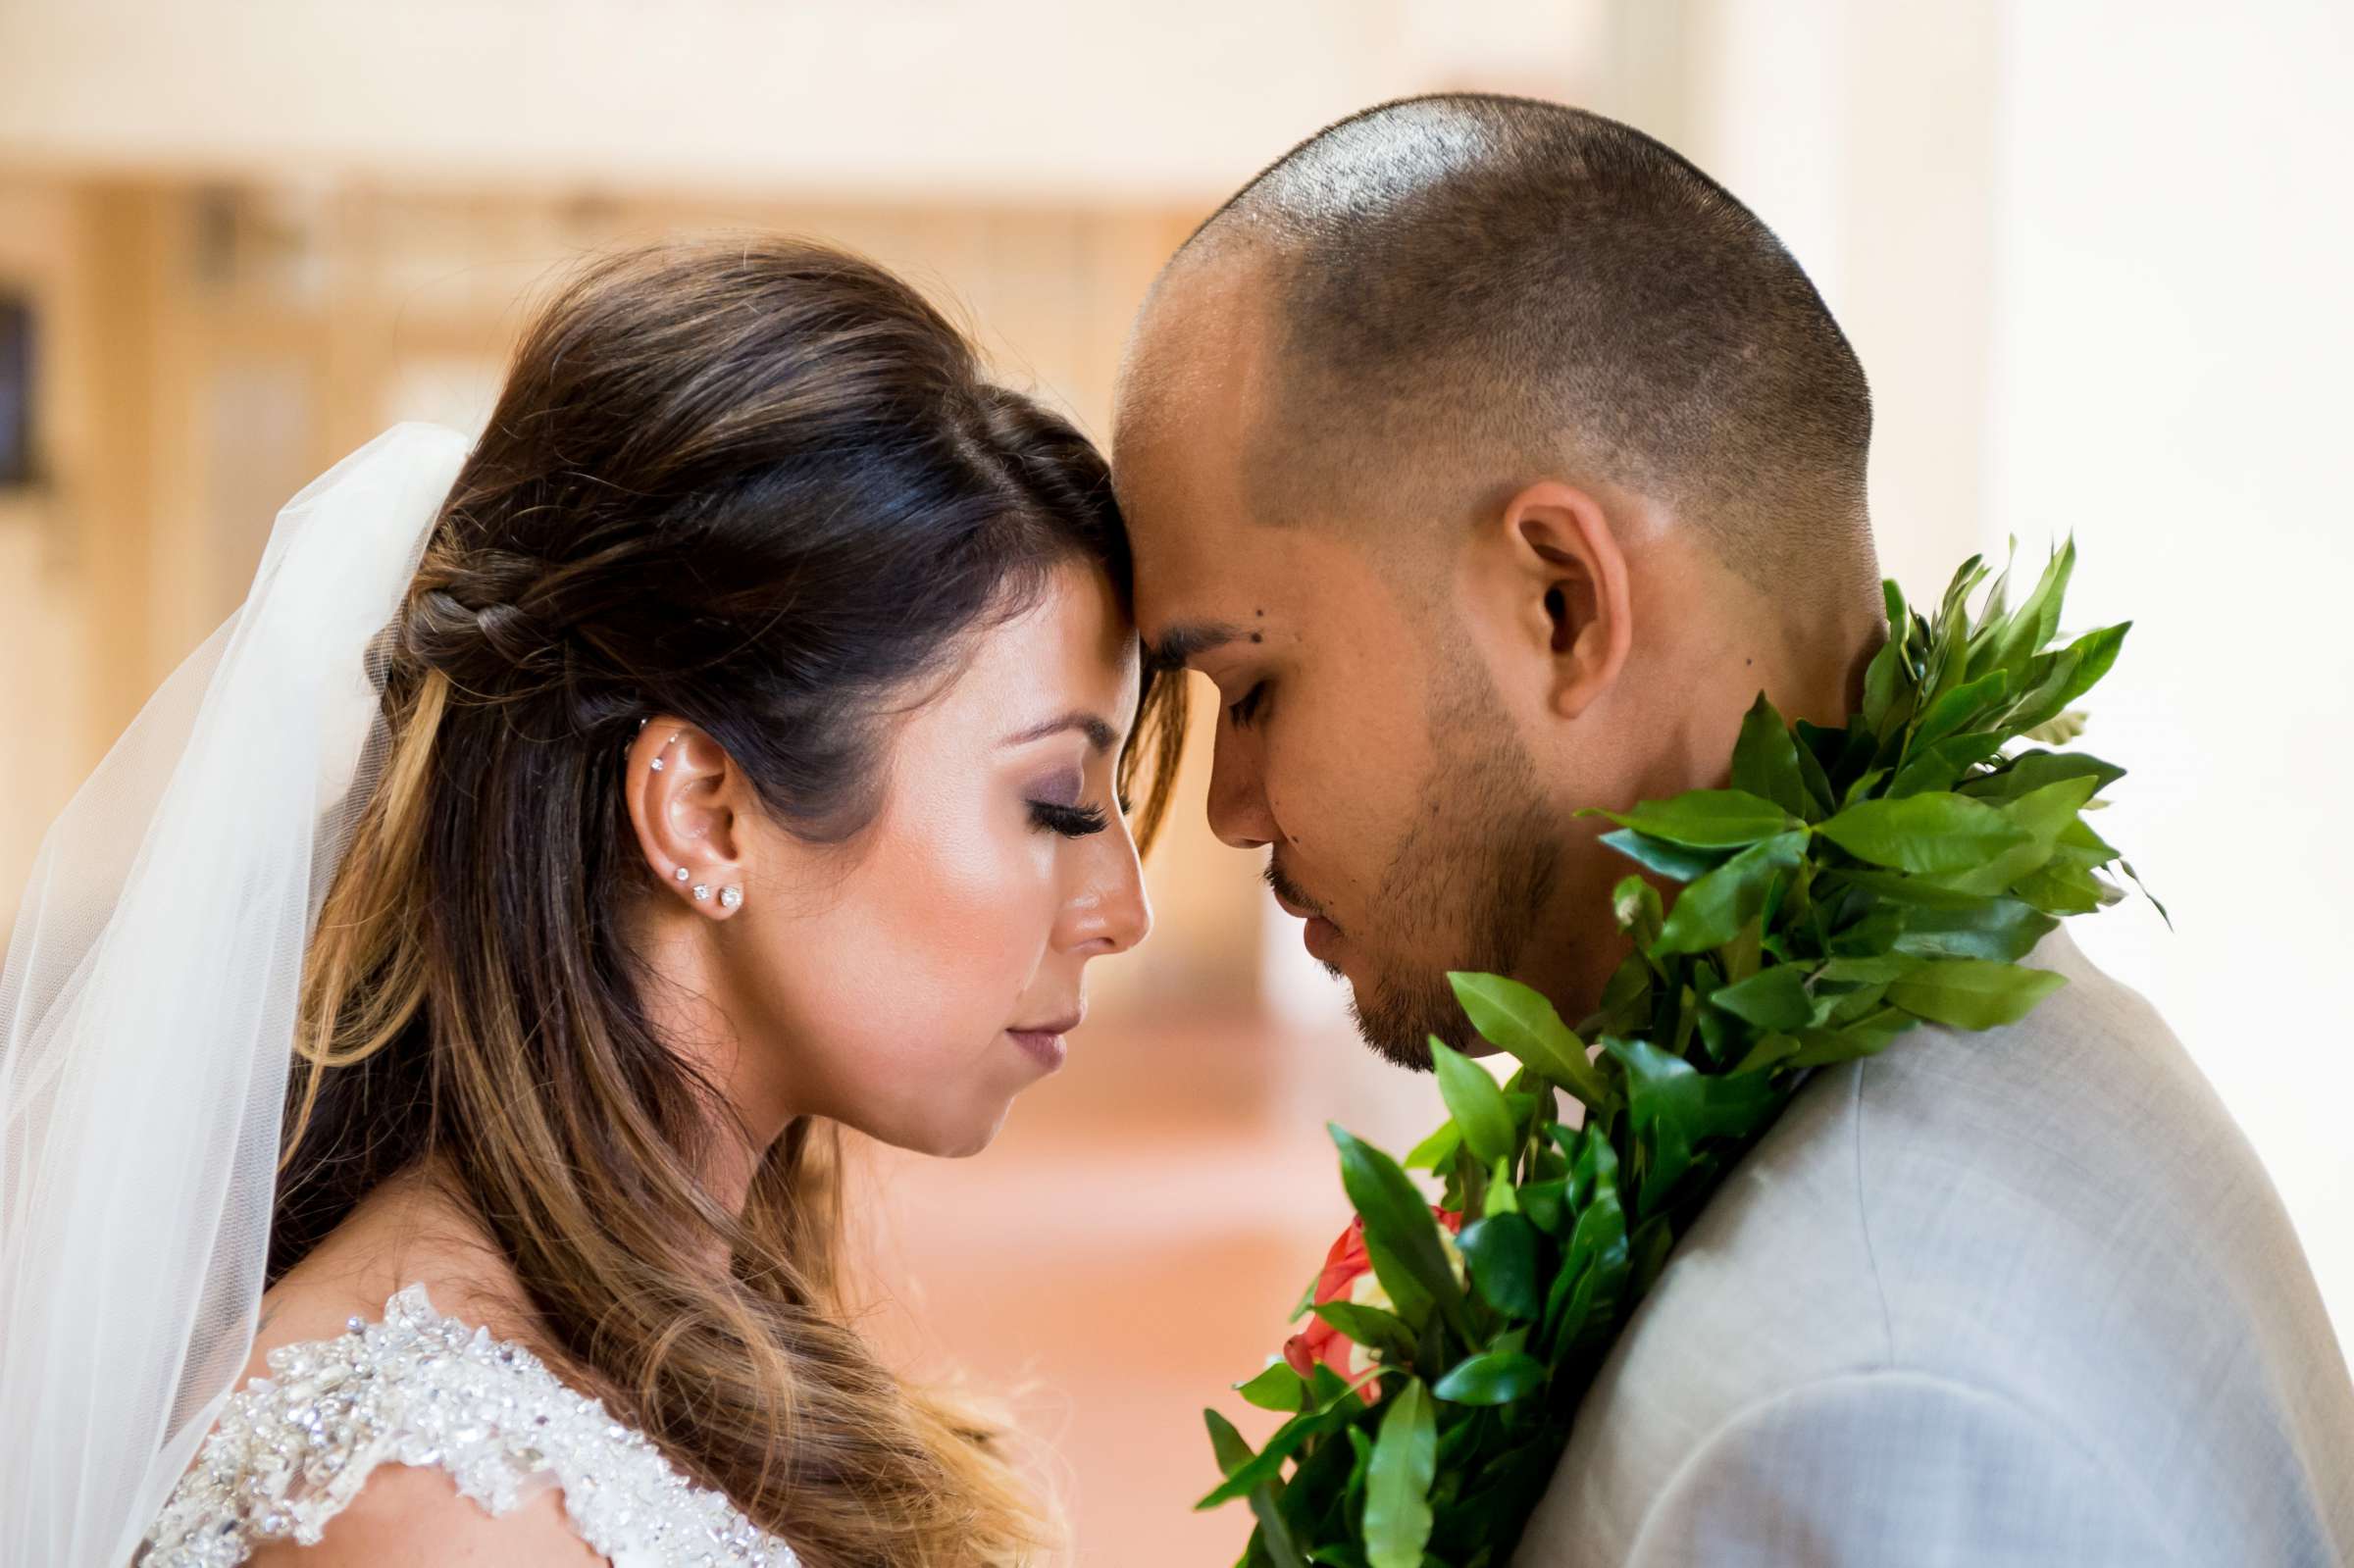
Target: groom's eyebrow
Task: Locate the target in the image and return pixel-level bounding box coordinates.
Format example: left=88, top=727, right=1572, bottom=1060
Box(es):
left=1145, top=622, right=1246, bottom=673
left=1000, top=711, right=1119, bottom=751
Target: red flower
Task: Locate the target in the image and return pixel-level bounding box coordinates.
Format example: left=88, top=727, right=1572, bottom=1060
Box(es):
left=1282, top=1208, right=1463, bottom=1395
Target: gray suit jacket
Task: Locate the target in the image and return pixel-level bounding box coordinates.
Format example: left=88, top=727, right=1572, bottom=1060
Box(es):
left=1514, top=928, right=2354, bottom=1566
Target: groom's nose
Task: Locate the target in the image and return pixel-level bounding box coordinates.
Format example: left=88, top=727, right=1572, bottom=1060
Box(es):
left=1206, top=730, right=1278, bottom=850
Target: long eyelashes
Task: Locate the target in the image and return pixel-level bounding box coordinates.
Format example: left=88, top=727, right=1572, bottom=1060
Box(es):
left=1030, top=800, right=1110, bottom=838
left=1227, top=682, right=1268, bottom=728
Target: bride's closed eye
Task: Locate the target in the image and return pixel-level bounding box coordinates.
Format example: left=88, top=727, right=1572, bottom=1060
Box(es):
left=1025, top=767, right=1110, bottom=837
left=1030, top=799, right=1110, bottom=837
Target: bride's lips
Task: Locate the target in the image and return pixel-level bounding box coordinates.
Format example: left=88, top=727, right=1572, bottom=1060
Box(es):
left=1007, top=1009, right=1082, bottom=1072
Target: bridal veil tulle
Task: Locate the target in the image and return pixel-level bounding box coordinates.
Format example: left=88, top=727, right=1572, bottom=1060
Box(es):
left=0, top=424, right=469, bottom=1566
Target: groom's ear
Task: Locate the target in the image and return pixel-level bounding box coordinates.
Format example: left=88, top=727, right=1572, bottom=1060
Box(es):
left=1491, top=481, right=1634, bottom=721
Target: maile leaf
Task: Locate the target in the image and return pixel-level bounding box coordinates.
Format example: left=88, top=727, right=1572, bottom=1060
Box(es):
left=1603, top=1036, right=1786, bottom=1204
left=1457, top=1212, right=1543, bottom=1320
left=1910, top=669, right=2010, bottom=750
left=1785, top=1007, right=1917, bottom=1068
left=1731, top=693, right=1811, bottom=818
left=1654, top=831, right=1808, bottom=956
left=1363, top=1380, right=1436, bottom=1568
left=1484, top=1155, right=1519, bottom=1218
left=1431, top=1350, right=1548, bottom=1405
left=1234, top=1361, right=1308, bottom=1412
left=1707, top=964, right=1816, bottom=1032
left=1401, top=1119, right=1461, bottom=1172
left=1430, top=1039, right=1516, bottom=1167
left=1331, top=1126, right=1470, bottom=1339
left=1198, top=1368, right=1371, bottom=1508
left=2119, top=858, right=2173, bottom=928
left=1983, top=534, right=2075, bottom=680
left=1817, top=793, right=2027, bottom=876
left=1889, top=898, right=2057, bottom=963
left=1205, top=1408, right=1255, bottom=1477
left=1599, top=829, right=1726, bottom=884
left=1586, top=789, right=1797, bottom=849
left=1250, top=1494, right=1310, bottom=1568
left=1928, top=774, right=2101, bottom=896
left=1885, top=959, right=2067, bottom=1030
left=1958, top=747, right=2124, bottom=803
left=2013, top=862, right=2105, bottom=915
left=2007, top=622, right=2128, bottom=734
left=1815, top=954, right=1927, bottom=984
left=1888, top=730, right=2007, bottom=798
left=1313, top=1301, right=1417, bottom=1365
left=1448, top=973, right=1608, bottom=1109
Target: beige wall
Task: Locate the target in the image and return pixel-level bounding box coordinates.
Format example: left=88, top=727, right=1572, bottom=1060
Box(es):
left=0, top=180, right=96, bottom=897
left=0, top=0, right=1626, bottom=203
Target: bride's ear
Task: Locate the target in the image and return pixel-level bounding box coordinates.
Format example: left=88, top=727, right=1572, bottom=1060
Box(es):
left=1483, top=480, right=1633, bottom=720
left=624, top=720, right=751, bottom=915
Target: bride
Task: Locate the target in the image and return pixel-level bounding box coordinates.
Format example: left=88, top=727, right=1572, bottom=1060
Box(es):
left=0, top=238, right=1187, bottom=1566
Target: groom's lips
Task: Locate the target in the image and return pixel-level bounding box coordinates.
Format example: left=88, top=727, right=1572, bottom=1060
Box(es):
left=1269, top=886, right=1343, bottom=961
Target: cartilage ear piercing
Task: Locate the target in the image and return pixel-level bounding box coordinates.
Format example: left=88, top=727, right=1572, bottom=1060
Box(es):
left=647, top=729, right=684, bottom=771
left=691, top=884, right=711, bottom=901
left=718, top=885, right=742, bottom=909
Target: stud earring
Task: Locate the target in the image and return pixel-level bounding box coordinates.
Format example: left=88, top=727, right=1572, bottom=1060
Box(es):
left=691, top=884, right=711, bottom=901
left=647, top=730, right=684, bottom=772
left=673, top=867, right=690, bottom=883
left=719, top=885, right=742, bottom=909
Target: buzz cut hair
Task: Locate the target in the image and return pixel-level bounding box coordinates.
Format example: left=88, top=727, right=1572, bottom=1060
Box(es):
left=1177, top=93, right=1876, bottom=601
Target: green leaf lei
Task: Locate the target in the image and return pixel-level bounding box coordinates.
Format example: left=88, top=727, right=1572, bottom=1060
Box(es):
left=1199, top=541, right=2159, bottom=1568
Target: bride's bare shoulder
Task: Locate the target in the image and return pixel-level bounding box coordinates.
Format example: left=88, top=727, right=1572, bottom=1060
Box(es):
left=242, top=1458, right=606, bottom=1567
left=214, top=1170, right=606, bottom=1565
left=238, top=1163, right=537, bottom=1390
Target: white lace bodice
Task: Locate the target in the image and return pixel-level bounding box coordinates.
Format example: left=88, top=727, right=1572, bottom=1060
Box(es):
left=139, top=1282, right=800, bottom=1568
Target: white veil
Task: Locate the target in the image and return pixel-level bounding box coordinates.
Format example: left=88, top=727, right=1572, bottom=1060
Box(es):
left=0, top=423, right=471, bottom=1567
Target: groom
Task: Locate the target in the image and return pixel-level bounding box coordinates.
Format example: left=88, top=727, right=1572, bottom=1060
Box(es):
left=1112, top=95, right=2354, bottom=1564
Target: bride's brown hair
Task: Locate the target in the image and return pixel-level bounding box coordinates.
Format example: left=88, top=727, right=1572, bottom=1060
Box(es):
left=273, top=237, right=1186, bottom=1565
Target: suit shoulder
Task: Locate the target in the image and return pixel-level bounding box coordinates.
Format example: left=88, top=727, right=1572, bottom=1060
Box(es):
left=1614, top=1368, right=2174, bottom=1568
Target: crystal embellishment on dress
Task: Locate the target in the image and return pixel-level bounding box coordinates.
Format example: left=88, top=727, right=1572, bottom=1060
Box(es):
left=139, top=1282, right=800, bottom=1567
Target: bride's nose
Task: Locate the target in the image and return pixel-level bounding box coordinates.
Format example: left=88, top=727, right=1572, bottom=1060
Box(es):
left=1059, top=832, right=1152, bottom=958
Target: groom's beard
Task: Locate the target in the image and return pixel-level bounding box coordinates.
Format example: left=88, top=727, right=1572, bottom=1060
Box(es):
left=1343, top=666, right=1563, bottom=1073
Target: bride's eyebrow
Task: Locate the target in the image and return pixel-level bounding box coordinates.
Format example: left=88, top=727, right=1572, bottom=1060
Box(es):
left=1145, top=621, right=1246, bottom=673
left=998, top=712, right=1118, bottom=751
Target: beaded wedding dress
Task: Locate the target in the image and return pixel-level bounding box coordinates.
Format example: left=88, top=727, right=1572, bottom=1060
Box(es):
left=138, top=1281, right=800, bottom=1568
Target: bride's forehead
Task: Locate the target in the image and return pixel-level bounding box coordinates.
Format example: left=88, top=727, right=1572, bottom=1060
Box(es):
left=940, top=572, right=1135, bottom=695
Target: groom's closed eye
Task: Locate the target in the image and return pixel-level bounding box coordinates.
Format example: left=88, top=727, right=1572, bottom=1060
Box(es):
left=1145, top=622, right=1246, bottom=675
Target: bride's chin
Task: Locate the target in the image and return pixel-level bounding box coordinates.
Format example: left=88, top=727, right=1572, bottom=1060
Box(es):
left=894, top=1098, right=1014, bottom=1161
left=934, top=1115, right=1010, bottom=1161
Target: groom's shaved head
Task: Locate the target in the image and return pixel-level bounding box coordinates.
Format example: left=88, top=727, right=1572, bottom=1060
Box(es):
left=1114, top=96, right=1892, bottom=1068
left=1131, top=92, right=1875, bottom=601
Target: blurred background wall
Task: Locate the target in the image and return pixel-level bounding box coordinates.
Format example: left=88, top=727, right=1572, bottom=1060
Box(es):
left=1, top=2, right=2346, bottom=1561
